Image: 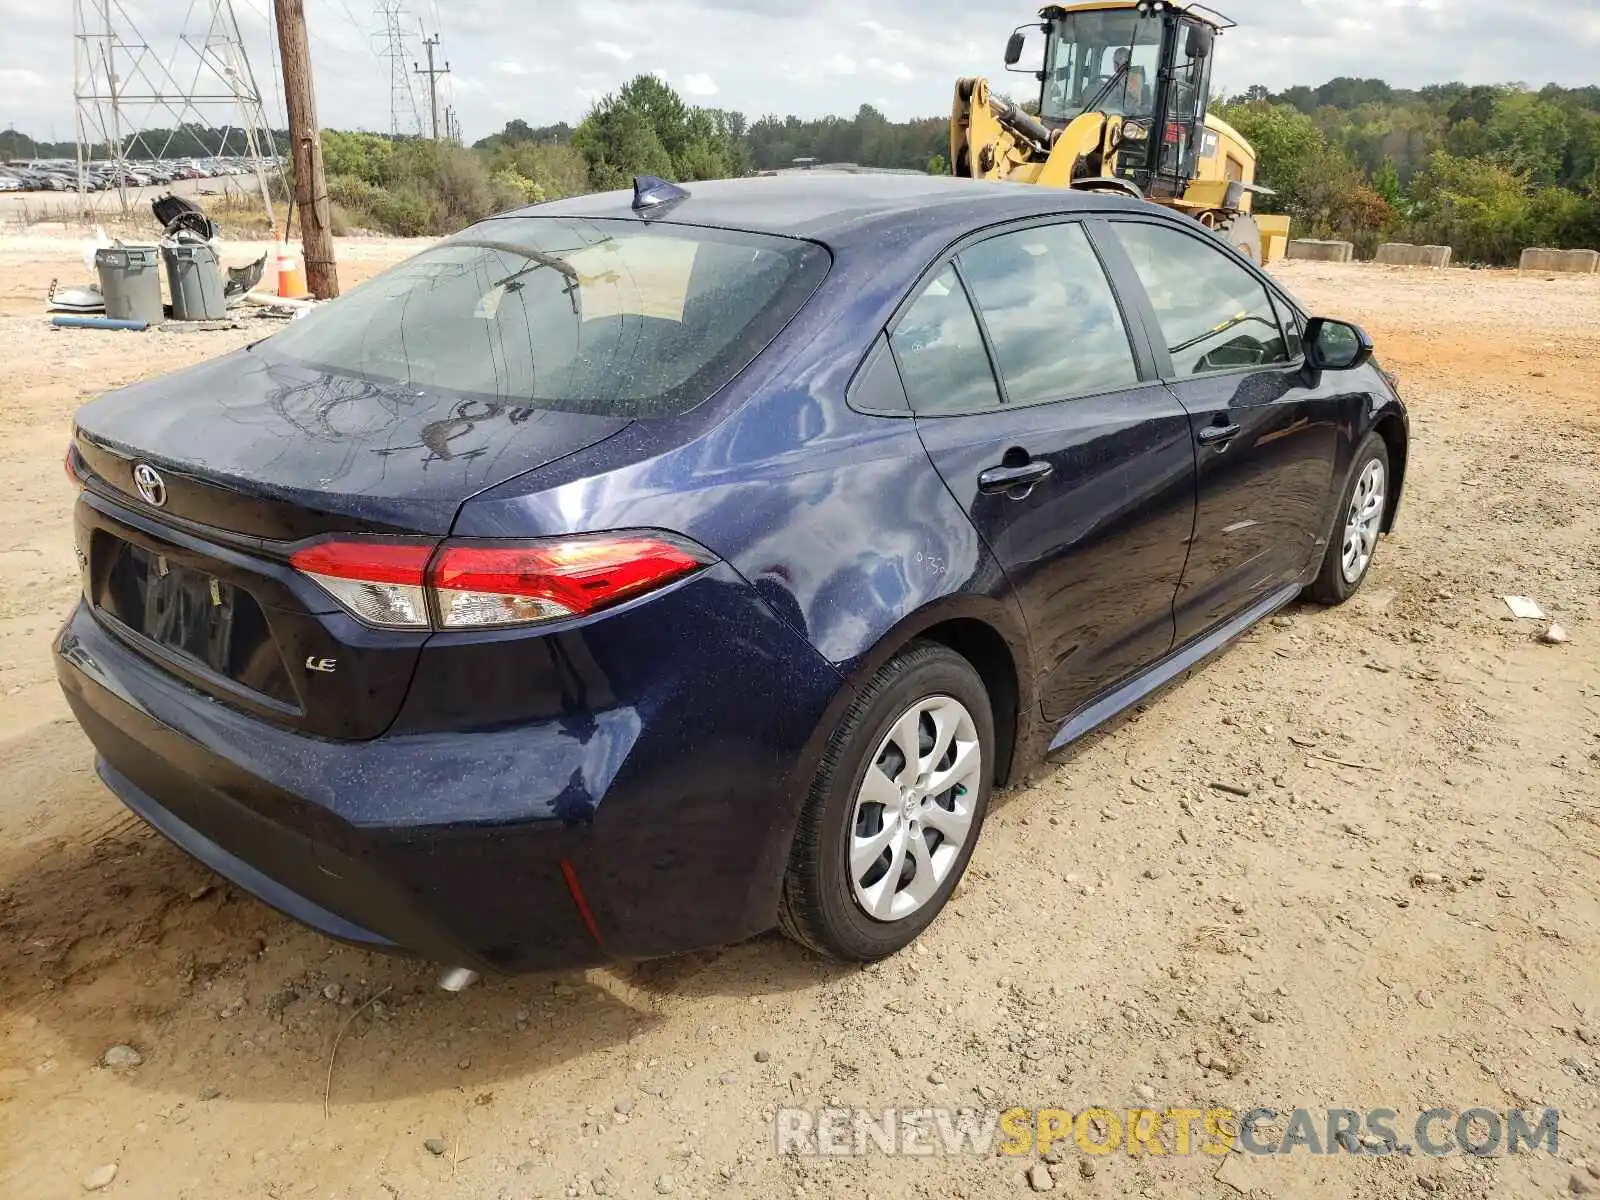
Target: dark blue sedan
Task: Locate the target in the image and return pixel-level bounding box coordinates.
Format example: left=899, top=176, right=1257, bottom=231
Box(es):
left=57, top=173, right=1407, bottom=970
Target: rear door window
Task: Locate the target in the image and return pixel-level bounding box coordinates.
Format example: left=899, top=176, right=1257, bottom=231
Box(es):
left=889, top=265, right=1002, bottom=415
left=957, top=222, right=1139, bottom=404
left=259, top=217, right=830, bottom=417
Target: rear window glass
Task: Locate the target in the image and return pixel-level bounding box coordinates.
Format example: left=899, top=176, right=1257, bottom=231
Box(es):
left=258, top=217, right=829, bottom=417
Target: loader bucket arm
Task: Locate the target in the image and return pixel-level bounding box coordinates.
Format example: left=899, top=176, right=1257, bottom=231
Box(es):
left=951, top=76, right=1116, bottom=190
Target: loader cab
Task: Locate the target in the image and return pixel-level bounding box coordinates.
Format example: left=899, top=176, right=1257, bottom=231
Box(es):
left=1031, top=1, right=1226, bottom=199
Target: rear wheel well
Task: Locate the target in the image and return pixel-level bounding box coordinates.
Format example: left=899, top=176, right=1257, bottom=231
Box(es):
left=1373, top=415, right=1407, bottom=530
left=915, top=619, right=1020, bottom=787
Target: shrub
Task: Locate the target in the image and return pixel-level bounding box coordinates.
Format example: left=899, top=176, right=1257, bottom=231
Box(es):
left=490, top=166, right=545, bottom=207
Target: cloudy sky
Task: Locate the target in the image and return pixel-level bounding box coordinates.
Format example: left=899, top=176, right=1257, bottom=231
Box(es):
left=4, top=0, right=1598, bottom=145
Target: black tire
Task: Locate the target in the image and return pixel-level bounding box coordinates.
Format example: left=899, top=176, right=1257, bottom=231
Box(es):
left=1215, top=211, right=1263, bottom=263
left=1306, top=432, right=1391, bottom=605
left=777, top=642, right=995, bottom=961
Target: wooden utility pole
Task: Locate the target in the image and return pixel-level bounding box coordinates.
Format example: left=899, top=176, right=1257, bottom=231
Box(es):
left=273, top=0, right=339, bottom=298
left=414, top=35, right=449, bottom=141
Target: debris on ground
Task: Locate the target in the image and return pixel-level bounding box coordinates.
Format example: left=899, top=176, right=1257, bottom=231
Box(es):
left=81, top=1164, right=118, bottom=1192
left=50, top=315, right=148, bottom=332
left=1503, top=595, right=1546, bottom=620
left=45, top=280, right=105, bottom=314
left=99, top=1043, right=142, bottom=1069
left=152, top=193, right=219, bottom=242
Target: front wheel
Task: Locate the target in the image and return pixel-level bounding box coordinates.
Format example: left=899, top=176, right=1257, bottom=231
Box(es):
left=777, top=643, right=994, bottom=961
left=1306, top=432, right=1390, bottom=605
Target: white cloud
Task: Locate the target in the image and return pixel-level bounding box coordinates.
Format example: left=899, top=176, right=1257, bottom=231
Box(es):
left=0, top=0, right=1595, bottom=144
left=0, top=66, right=47, bottom=91
left=866, top=57, right=915, bottom=82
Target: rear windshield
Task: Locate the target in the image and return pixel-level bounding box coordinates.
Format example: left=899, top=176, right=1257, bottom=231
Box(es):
left=259, top=217, right=830, bottom=417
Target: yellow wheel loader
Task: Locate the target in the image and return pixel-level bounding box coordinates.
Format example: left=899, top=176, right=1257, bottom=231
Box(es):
left=951, top=0, right=1290, bottom=262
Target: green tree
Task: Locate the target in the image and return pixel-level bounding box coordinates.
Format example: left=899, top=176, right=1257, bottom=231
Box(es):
left=320, top=130, right=394, bottom=186
left=488, top=142, right=591, bottom=201
left=1371, top=160, right=1403, bottom=208
left=1406, top=152, right=1532, bottom=264
left=1486, top=92, right=1571, bottom=186
left=1213, top=101, right=1324, bottom=208
left=572, top=75, right=750, bottom=189
left=573, top=100, right=676, bottom=190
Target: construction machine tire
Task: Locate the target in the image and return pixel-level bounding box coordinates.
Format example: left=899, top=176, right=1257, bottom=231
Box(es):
left=1215, top=212, right=1263, bottom=263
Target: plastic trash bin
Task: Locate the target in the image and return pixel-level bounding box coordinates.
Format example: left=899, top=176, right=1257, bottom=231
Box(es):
left=162, top=242, right=227, bottom=320
left=94, top=245, right=164, bottom=324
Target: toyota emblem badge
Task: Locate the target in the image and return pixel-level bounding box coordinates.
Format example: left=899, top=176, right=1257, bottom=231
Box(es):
left=132, top=462, right=167, bottom=508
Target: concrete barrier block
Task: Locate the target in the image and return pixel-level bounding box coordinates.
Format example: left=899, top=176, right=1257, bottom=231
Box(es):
left=1519, top=247, right=1599, bottom=274
left=1286, top=239, right=1354, bottom=263
left=1375, top=243, right=1453, bottom=268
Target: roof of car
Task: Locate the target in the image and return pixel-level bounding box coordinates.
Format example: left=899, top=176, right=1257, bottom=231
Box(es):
left=503, top=172, right=1150, bottom=245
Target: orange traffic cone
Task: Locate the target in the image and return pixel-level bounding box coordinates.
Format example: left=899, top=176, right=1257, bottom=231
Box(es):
left=275, top=244, right=310, bottom=300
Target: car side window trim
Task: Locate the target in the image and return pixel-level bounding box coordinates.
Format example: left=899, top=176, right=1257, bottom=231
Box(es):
left=847, top=331, right=913, bottom=416
left=1091, top=214, right=1301, bottom=385
left=1266, top=288, right=1306, bottom=365
left=884, top=263, right=1006, bottom=416
left=947, top=256, right=1015, bottom=407
left=1082, top=217, right=1169, bottom=380
left=873, top=213, right=1165, bottom=419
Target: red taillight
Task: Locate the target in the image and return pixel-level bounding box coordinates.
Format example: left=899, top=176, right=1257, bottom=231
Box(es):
left=1164, top=122, right=1182, bottom=144
left=290, top=539, right=435, bottom=629
left=289, top=532, right=713, bottom=631
left=432, top=534, right=711, bottom=629
left=290, top=540, right=432, bottom=586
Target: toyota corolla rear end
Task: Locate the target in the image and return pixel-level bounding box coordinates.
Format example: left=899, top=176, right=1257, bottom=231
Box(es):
left=55, top=210, right=844, bottom=971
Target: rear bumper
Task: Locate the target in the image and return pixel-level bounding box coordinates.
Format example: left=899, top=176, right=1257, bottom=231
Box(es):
left=55, top=576, right=846, bottom=972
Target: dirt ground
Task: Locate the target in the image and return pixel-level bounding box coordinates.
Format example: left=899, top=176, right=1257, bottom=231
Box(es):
left=1, top=234, right=1597, bottom=1200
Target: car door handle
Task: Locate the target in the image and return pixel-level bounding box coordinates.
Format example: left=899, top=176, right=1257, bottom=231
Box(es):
left=977, top=460, right=1054, bottom=495
left=1197, top=422, right=1242, bottom=447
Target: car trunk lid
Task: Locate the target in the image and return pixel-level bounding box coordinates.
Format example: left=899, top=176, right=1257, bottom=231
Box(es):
left=73, top=348, right=632, bottom=538
left=70, top=350, right=631, bottom=740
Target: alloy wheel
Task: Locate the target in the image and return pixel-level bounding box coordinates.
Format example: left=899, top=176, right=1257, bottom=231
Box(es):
left=848, top=695, right=982, bottom=922
left=1341, top=458, right=1386, bottom=584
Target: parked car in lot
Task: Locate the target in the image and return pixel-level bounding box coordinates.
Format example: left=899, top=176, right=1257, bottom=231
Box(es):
left=57, top=174, right=1407, bottom=972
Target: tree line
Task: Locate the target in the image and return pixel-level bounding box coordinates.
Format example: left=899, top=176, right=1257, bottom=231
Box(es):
left=10, top=72, right=1597, bottom=263
left=476, top=73, right=1600, bottom=264
left=0, top=126, right=290, bottom=161
left=1217, top=79, right=1600, bottom=263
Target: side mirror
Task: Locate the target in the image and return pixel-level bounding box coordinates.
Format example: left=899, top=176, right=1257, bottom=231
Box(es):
left=1185, top=23, right=1213, bottom=59
left=1004, top=31, right=1026, bottom=66
left=1304, top=318, right=1374, bottom=372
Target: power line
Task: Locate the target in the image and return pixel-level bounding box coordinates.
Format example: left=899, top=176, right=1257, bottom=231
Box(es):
left=412, top=32, right=448, bottom=141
